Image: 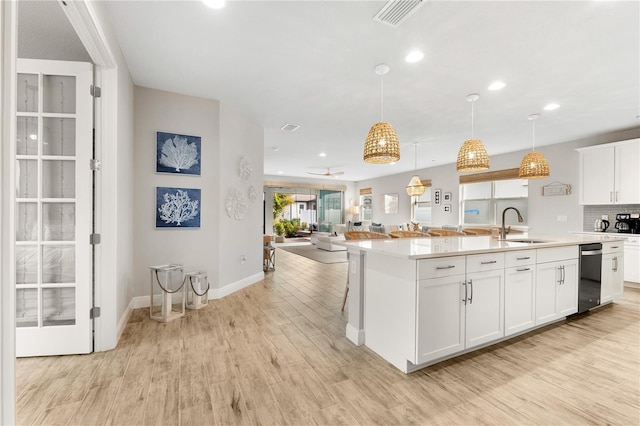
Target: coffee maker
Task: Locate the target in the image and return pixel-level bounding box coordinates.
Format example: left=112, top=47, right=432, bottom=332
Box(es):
left=615, top=213, right=640, bottom=234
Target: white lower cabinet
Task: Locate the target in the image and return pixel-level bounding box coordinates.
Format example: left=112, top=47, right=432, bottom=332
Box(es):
left=504, top=266, right=535, bottom=336
left=602, top=242, right=624, bottom=303
left=465, top=269, right=505, bottom=348
left=535, top=249, right=578, bottom=326
left=416, top=275, right=466, bottom=364
left=416, top=253, right=504, bottom=364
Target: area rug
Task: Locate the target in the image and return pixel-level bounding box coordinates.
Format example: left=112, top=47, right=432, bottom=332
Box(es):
left=277, top=244, right=348, bottom=264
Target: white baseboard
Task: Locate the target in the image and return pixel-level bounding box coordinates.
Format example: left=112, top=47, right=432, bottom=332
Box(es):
left=116, top=298, right=134, bottom=342
left=209, top=272, right=264, bottom=299
left=346, top=324, right=365, bottom=346
left=129, top=272, right=265, bottom=309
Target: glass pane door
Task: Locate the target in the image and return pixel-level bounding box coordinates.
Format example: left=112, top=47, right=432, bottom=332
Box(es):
left=15, top=59, right=93, bottom=356
left=318, top=190, right=342, bottom=232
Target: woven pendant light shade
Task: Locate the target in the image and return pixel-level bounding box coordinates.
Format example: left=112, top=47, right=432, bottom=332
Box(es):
left=406, top=175, right=426, bottom=196
left=519, top=151, right=549, bottom=179
left=456, top=139, right=490, bottom=172
left=364, top=121, right=400, bottom=164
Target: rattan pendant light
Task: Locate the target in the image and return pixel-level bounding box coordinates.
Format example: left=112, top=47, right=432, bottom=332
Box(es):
left=519, top=114, right=550, bottom=179
left=406, top=143, right=426, bottom=196
left=363, top=64, right=400, bottom=164
left=456, top=94, right=489, bottom=172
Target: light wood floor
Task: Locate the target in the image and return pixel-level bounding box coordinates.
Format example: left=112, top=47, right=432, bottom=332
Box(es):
left=17, top=248, right=640, bottom=425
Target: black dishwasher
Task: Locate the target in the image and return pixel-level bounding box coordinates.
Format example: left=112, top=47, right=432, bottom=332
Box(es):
left=578, top=243, right=602, bottom=313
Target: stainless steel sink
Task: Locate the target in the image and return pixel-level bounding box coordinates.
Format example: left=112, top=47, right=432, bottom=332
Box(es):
left=505, top=239, right=550, bottom=244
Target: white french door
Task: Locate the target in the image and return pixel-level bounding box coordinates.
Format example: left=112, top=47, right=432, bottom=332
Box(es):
left=15, top=59, right=93, bottom=356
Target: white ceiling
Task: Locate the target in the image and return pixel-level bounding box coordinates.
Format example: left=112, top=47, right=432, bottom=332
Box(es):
left=104, top=0, right=639, bottom=182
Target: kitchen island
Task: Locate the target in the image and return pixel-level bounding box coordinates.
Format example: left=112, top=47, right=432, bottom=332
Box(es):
left=341, top=234, right=626, bottom=373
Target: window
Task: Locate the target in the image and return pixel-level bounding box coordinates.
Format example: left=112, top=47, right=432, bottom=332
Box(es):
left=461, top=178, right=528, bottom=227
left=411, top=186, right=432, bottom=224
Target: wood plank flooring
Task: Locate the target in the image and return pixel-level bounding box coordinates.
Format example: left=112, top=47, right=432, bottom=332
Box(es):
left=17, top=248, right=640, bottom=425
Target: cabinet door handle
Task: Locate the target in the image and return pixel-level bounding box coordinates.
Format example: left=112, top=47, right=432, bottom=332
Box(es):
left=468, top=279, right=473, bottom=304
left=610, top=191, right=613, bottom=202
left=517, top=256, right=531, bottom=260
left=462, top=281, right=467, bottom=305
left=561, top=265, right=566, bottom=285
left=613, top=256, right=618, bottom=272
left=517, top=267, right=531, bottom=272
left=436, top=265, right=456, bottom=270
left=557, top=266, right=563, bottom=285
left=611, top=246, right=619, bottom=249
left=615, top=191, right=619, bottom=202
left=481, top=260, right=497, bottom=265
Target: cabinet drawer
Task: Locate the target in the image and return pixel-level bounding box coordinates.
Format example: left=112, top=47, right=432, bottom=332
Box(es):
left=537, top=246, right=578, bottom=263
left=418, top=256, right=466, bottom=279
left=603, top=241, right=624, bottom=254
left=505, top=250, right=536, bottom=267
left=466, top=252, right=505, bottom=273
left=624, top=236, right=639, bottom=246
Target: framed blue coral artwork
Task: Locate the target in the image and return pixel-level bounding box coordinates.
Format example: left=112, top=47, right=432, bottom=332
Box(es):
left=156, top=187, right=201, bottom=228
left=156, top=131, right=201, bottom=175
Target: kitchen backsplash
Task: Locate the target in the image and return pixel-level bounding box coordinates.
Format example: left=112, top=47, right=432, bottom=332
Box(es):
left=583, top=204, right=640, bottom=231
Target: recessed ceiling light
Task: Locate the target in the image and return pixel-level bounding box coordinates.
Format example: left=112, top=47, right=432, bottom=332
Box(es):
left=202, top=0, right=225, bottom=9
left=544, top=103, right=560, bottom=111
left=277, top=171, right=283, bottom=174
left=488, top=81, right=506, bottom=91
left=405, top=50, right=424, bottom=63
left=272, top=147, right=280, bottom=152
left=319, top=152, right=326, bottom=157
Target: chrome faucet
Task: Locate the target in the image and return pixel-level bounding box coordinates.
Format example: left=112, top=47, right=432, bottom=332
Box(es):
left=501, top=207, right=524, bottom=239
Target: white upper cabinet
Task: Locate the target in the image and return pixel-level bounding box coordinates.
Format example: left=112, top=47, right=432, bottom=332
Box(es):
left=577, top=139, right=640, bottom=205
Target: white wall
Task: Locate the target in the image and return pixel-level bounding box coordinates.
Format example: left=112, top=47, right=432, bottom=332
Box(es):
left=133, top=86, right=221, bottom=296
left=0, top=2, right=16, bottom=423
left=218, top=104, right=264, bottom=287
left=86, top=1, right=136, bottom=351
left=355, top=127, right=640, bottom=233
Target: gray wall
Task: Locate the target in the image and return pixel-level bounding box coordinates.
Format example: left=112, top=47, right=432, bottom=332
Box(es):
left=354, top=127, right=640, bottom=234
left=133, top=86, right=221, bottom=295
left=218, top=103, right=265, bottom=287
left=133, top=86, right=265, bottom=297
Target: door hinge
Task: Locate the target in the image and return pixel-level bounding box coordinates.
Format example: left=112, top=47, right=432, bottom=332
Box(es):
left=90, top=307, right=101, bottom=319
left=90, top=159, right=101, bottom=171
left=90, top=85, right=101, bottom=98
left=90, top=233, right=101, bottom=245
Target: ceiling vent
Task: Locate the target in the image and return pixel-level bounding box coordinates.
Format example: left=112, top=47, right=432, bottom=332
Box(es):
left=373, top=0, right=424, bottom=28
left=280, top=123, right=300, bottom=132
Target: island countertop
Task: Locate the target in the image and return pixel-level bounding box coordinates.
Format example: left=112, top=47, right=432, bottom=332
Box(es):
left=339, top=233, right=626, bottom=259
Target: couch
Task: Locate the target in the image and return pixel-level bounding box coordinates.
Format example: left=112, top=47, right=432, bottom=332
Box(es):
left=315, top=224, right=347, bottom=251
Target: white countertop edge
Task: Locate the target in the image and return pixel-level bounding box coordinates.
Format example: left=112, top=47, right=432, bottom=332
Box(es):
left=338, top=233, right=626, bottom=260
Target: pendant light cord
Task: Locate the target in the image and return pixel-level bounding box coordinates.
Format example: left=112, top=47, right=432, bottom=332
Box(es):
left=471, top=100, right=475, bottom=139
left=414, top=143, right=418, bottom=171
left=532, top=119, right=536, bottom=152
left=380, top=75, right=384, bottom=121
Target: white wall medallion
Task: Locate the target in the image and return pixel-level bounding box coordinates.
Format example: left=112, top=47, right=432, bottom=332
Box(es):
left=248, top=186, right=258, bottom=203
left=239, top=156, right=252, bottom=182
left=225, top=188, right=247, bottom=220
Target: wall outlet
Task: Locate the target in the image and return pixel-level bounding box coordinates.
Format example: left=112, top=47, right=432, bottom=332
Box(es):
left=557, top=215, right=568, bottom=222
left=602, top=214, right=609, bottom=220
left=240, top=255, right=247, bottom=264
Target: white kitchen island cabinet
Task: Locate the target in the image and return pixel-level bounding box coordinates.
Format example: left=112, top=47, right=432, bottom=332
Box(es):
left=535, top=246, right=579, bottom=326
left=504, top=249, right=537, bottom=337
left=343, top=234, right=625, bottom=373
left=577, top=138, right=640, bottom=205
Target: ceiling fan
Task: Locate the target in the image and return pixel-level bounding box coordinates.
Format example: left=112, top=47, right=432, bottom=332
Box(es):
left=307, top=167, right=344, bottom=178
